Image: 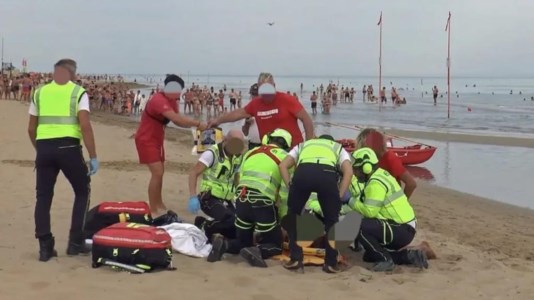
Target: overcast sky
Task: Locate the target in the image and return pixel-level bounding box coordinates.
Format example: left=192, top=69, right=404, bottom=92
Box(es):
left=1, top=0, right=533, bottom=77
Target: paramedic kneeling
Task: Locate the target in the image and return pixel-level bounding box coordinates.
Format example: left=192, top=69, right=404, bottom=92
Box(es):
left=351, top=147, right=428, bottom=272
left=279, top=135, right=353, bottom=273
left=28, top=59, right=98, bottom=262
left=207, top=129, right=292, bottom=267
left=188, top=129, right=245, bottom=241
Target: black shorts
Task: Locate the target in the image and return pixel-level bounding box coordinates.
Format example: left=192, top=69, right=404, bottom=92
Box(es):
left=230, top=98, right=236, bottom=105
left=311, top=102, right=317, bottom=108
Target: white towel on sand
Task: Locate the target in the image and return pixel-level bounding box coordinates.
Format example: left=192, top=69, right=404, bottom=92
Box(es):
left=158, top=223, right=212, bottom=258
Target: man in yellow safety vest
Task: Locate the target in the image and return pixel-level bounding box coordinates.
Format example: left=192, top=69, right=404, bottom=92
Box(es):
left=207, top=128, right=292, bottom=267
left=351, top=147, right=428, bottom=271
left=279, top=135, right=353, bottom=273
left=28, top=58, right=98, bottom=262
left=187, top=129, right=245, bottom=242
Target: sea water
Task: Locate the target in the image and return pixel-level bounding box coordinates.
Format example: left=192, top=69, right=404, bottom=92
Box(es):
left=130, top=74, right=534, bottom=137
left=127, top=74, right=534, bottom=208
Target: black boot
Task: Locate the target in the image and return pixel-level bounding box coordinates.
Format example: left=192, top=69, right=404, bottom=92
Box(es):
left=67, top=234, right=91, bottom=256
left=283, top=245, right=304, bottom=273
left=207, top=234, right=227, bottom=262
left=323, top=237, right=341, bottom=274
left=38, top=236, right=58, bottom=262
left=240, top=247, right=268, bottom=268
left=407, top=249, right=429, bottom=269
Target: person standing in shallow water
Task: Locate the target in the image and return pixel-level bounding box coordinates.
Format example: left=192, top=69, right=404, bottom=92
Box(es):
left=310, top=91, right=318, bottom=115
left=432, top=86, right=439, bottom=105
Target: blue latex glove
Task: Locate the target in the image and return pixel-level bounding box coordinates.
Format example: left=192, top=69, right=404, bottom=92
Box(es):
left=341, top=190, right=351, bottom=203
left=88, top=158, right=99, bottom=176
left=188, top=196, right=200, bottom=214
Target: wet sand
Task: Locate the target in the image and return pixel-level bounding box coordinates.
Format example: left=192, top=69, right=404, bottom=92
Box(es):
left=1, top=100, right=533, bottom=300
left=319, top=122, right=534, bottom=148
left=385, top=128, right=534, bottom=149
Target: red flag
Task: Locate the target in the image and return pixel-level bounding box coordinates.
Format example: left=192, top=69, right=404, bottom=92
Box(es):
left=445, top=11, right=451, bottom=31
left=377, top=12, right=382, bottom=26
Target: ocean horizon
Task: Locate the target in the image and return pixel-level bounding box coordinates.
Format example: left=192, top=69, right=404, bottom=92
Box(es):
left=123, top=74, right=534, bottom=138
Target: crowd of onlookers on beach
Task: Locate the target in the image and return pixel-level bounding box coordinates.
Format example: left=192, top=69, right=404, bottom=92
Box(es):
left=307, top=82, right=407, bottom=115
left=1, top=72, right=420, bottom=120
left=0, top=72, right=144, bottom=116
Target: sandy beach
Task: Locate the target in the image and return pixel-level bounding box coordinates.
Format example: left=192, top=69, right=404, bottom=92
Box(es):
left=1, top=100, right=533, bottom=300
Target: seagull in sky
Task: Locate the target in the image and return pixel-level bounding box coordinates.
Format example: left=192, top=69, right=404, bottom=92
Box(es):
left=267, top=22, right=275, bottom=26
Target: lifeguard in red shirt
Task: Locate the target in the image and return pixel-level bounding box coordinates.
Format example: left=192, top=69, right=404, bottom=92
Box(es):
left=356, top=129, right=417, bottom=198
left=135, top=74, right=207, bottom=215
left=208, top=72, right=314, bottom=147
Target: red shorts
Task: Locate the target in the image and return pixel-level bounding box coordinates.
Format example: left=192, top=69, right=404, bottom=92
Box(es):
left=135, top=139, right=165, bottom=164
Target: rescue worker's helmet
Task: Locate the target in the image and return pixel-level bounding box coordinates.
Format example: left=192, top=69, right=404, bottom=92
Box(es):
left=263, top=128, right=292, bottom=151
left=352, top=147, right=379, bottom=175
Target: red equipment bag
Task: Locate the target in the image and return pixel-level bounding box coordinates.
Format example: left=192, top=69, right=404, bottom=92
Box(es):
left=84, top=201, right=152, bottom=239
left=92, top=223, right=173, bottom=272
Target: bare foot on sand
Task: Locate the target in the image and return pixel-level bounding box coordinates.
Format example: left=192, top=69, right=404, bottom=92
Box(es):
left=409, top=241, right=437, bottom=260
left=150, top=205, right=168, bottom=218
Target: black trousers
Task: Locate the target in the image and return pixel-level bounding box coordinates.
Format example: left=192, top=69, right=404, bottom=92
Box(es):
left=282, top=163, right=341, bottom=266
left=35, top=138, right=91, bottom=242
left=199, top=193, right=236, bottom=241
left=227, top=198, right=282, bottom=258
left=358, top=218, right=415, bottom=265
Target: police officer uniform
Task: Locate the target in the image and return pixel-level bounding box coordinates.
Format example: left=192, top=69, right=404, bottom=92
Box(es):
left=351, top=147, right=428, bottom=271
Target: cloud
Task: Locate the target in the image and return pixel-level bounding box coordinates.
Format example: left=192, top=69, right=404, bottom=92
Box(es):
left=1, top=0, right=532, bottom=77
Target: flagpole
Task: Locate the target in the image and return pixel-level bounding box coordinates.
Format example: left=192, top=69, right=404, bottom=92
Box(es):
left=1, top=37, right=4, bottom=75
left=378, top=11, right=383, bottom=112
left=446, top=12, right=451, bottom=119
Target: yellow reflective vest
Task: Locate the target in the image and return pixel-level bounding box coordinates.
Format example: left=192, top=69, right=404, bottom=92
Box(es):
left=297, top=139, right=342, bottom=167
left=238, top=144, right=288, bottom=202
left=350, top=168, right=415, bottom=224
left=200, top=143, right=242, bottom=200
left=34, top=81, right=86, bottom=140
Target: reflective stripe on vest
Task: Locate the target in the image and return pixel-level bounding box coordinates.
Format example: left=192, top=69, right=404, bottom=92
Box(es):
left=238, top=170, right=279, bottom=199
left=365, top=169, right=415, bottom=224
left=237, top=146, right=286, bottom=201
left=35, top=85, right=81, bottom=125
left=366, top=173, right=404, bottom=206
left=297, top=139, right=341, bottom=167
left=34, top=82, right=84, bottom=140
left=200, top=144, right=241, bottom=200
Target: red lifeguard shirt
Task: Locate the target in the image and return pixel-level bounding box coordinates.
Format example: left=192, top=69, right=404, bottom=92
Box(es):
left=378, top=150, right=406, bottom=184
left=244, top=92, right=304, bottom=147
left=135, top=92, right=178, bottom=146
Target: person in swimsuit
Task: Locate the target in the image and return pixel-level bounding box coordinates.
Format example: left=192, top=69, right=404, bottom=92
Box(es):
left=229, top=88, right=237, bottom=111
left=22, top=74, right=33, bottom=103
left=218, top=90, right=225, bottom=114
left=310, top=91, right=318, bottom=115
left=237, top=91, right=242, bottom=108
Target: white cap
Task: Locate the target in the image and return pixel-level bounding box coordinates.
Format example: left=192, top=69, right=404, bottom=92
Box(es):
left=258, top=83, right=276, bottom=95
